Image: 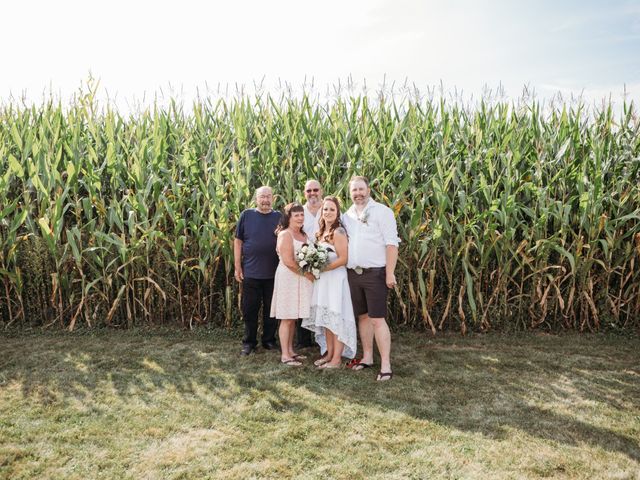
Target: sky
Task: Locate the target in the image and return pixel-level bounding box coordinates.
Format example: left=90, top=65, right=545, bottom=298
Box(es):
left=1, top=0, right=639, bottom=109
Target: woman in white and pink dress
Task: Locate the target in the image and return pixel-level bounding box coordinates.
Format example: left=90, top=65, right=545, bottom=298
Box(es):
left=270, top=202, right=315, bottom=366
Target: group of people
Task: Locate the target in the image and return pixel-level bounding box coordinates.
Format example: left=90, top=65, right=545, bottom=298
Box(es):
left=233, top=176, right=399, bottom=381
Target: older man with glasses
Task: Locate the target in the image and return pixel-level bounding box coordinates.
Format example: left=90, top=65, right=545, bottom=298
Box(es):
left=302, top=179, right=323, bottom=239
left=295, top=179, right=324, bottom=349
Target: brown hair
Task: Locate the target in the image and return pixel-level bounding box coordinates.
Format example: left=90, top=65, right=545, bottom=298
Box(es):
left=275, top=202, right=305, bottom=235
left=349, top=175, right=370, bottom=188
left=316, top=196, right=344, bottom=243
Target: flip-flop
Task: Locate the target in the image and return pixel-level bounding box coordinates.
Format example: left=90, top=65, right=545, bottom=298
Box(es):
left=281, top=359, right=303, bottom=366
left=292, top=354, right=308, bottom=360
left=313, top=357, right=330, bottom=367
left=345, top=358, right=361, bottom=369
left=376, top=371, right=393, bottom=381
left=319, top=363, right=341, bottom=370
left=350, top=360, right=374, bottom=371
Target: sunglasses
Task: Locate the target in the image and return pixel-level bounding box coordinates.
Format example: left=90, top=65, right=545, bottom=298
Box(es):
left=306, top=188, right=320, bottom=193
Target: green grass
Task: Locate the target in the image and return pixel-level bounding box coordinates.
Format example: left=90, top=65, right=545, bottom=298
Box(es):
left=1, top=329, right=638, bottom=479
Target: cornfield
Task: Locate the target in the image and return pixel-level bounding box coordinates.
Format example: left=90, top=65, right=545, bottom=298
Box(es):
left=1, top=83, right=639, bottom=333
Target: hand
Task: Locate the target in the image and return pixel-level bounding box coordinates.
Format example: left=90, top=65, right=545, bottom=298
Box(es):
left=304, top=272, right=315, bottom=282
left=386, top=272, right=396, bottom=288
left=234, top=267, right=244, bottom=282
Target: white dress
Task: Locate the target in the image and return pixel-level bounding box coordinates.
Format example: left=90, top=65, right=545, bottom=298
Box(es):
left=301, top=241, right=357, bottom=359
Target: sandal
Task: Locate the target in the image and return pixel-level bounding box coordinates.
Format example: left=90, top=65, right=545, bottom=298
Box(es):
left=319, top=363, right=341, bottom=370
left=350, top=360, right=374, bottom=371
left=292, top=354, right=308, bottom=360
left=345, top=358, right=361, bottom=369
left=376, top=371, right=393, bottom=382
left=314, top=357, right=330, bottom=367
left=281, top=359, right=303, bottom=367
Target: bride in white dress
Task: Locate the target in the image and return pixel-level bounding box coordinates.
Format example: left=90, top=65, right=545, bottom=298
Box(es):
left=302, top=196, right=357, bottom=368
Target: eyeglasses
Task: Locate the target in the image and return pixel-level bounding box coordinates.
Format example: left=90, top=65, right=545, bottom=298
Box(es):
left=305, top=188, right=320, bottom=193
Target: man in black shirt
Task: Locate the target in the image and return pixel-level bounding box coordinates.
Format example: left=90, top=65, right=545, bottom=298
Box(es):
left=234, top=186, right=282, bottom=355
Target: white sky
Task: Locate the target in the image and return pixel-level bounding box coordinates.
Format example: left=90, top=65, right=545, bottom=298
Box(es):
left=2, top=0, right=639, bottom=109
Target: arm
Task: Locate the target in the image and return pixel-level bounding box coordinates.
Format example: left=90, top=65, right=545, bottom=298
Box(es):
left=385, top=245, right=398, bottom=288
left=233, top=238, right=244, bottom=281
left=234, top=212, right=245, bottom=282
left=380, top=206, right=400, bottom=288
left=323, top=228, right=348, bottom=272
left=277, top=232, right=300, bottom=274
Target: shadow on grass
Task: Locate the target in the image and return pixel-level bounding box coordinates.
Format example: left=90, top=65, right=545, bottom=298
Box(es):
left=2, top=330, right=639, bottom=463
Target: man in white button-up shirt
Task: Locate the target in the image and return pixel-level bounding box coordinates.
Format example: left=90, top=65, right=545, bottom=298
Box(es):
left=302, top=179, right=322, bottom=240
left=343, top=176, right=400, bottom=381
left=295, top=179, right=324, bottom=349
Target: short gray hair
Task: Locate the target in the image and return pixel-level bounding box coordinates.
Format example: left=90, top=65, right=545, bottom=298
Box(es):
left=255, top=186, right=273, bottom=198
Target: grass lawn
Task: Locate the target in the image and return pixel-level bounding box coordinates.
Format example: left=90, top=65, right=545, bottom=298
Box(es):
left=0, top=328, right=639, bottom=479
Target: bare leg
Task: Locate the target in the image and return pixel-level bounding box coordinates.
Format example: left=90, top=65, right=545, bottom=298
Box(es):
left=328, top=334, right=344, bottom=366
left=322, top=328, right=343, bottom=367
left=358, top=313, right=375, bottom=365
left=370, top=316, right=391, bottom=374
left=279, top=319, right=295, bottom=361
left=289, top=320, right=297, bottom=356
left=313, top=327, right=332, bottom=366
left=324, top=328, right=335, bottom=359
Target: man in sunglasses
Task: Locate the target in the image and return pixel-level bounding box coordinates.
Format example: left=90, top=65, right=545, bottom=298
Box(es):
left=302, top=179, right=323, bottom=239
left=295, top=179, right=324, bottom=348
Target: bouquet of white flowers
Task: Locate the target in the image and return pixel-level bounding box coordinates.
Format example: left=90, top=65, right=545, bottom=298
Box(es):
left=296, top=242, right=332, bottom=279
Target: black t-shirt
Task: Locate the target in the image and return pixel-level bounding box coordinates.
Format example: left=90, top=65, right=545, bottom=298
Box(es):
left=235, top=209, right=282, bottom=279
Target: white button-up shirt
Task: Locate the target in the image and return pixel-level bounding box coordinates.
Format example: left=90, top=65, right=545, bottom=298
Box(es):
left=303, top=205, right=321, bottom=241
left=343, top=199, right=400, bottom=268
